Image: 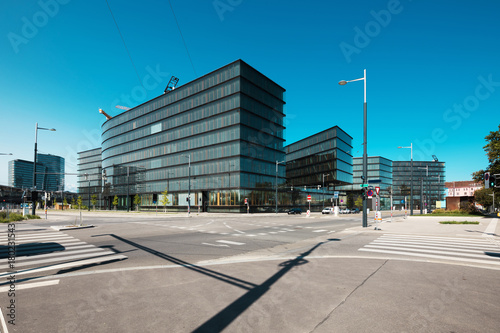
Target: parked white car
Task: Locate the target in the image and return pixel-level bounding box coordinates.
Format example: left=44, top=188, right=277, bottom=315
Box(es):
left=322, top=207, right=333, bottom=214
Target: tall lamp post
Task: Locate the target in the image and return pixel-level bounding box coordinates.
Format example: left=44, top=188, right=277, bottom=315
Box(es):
left=339, top=69, right=367, bottom=227
left=84, top=173, right=91, bottom=211
left=275, top=160, right=285, bottom=213
left=322, top=174, right=329, bottom=210
left=418, top=165, right=429, bottom=213
left=398, top=143, right=413, bottom=215
left=183, top=155, right=191, bottom=215
left=32, top=123, right=56, bottom=215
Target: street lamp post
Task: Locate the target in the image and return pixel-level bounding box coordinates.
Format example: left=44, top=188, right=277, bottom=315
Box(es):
left=339, top=69, right=367, bottom=227
left=32, top=123, right=56, bottom=215
left=85, top=173, right=90, bottom=212
left=398, top=143, right=413, bottom=215
left=183, top=155, right=191, bottom=215
left=275, top=160, right=285, bottom=214
left=322, top=174, right=329, bottom=210
left=418, top=165, right=429, bottom=213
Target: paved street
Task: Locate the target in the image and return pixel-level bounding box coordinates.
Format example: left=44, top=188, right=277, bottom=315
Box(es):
left=1, top=211, right=499, bottom=332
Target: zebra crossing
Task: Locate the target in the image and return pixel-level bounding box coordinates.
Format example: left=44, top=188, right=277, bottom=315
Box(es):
left=359, top=234, right=500, bottom=267
left=0, top=230, right=127, bottom=281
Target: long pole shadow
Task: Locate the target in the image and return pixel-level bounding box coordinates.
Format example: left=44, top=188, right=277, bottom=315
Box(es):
left=93, top=234, right=257, bottom=290
left=192, top=240, right=332, bottom=333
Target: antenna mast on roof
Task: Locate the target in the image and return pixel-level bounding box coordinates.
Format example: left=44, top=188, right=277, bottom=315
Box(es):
left=164, top=76, right=179, bottom=93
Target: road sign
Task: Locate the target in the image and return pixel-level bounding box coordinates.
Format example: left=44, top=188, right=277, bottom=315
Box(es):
left=401, top=199, right=404, bottom=204
left=368, top=179, right=381, bottom=184
left=375, top=187, right=380, bottom=195
left=244, top=198, right=248, bottom=204
left=333, top=191, right=339, bottom=199
left=360, top=184, right=369, bottom=187
left=368, top=186, right=374, bottom=190
left=367, top=190, right=373, bottom=198
left=307, top=195, right=312, bottom=202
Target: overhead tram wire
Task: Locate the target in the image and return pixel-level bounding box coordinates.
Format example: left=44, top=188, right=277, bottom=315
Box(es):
left=167, top=0, right=197, bottom=76
left=105, top=0, right=143, bottom=86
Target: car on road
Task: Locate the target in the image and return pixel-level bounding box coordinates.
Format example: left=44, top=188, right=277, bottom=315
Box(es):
left=341, top=208, right=350, bottom=214
left=287, top=208, right=302, bottom=215
left=351, top=208, right=360, bottom=214
left=322, top=207, right=333, bottom=214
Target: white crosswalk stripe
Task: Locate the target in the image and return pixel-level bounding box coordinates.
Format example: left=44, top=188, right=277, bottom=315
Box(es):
left=0, top=230, right=126, bottom=279
left=359, top=234, right=500, bottom=267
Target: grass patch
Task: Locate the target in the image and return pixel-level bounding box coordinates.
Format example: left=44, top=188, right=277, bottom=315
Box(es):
left=439, top=221, right=480, bottom=225
left=427, top=209, right=484, bottom=217
left=0, top=212, right=42, bottom=223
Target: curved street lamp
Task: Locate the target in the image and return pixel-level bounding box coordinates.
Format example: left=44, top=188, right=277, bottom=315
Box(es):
left=33, top=123, right=56, bottom=215
left=339, top=69, right=367, bottom=228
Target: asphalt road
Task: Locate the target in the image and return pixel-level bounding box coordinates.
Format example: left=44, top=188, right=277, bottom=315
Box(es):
left=1, top=211, right=498, bottom=333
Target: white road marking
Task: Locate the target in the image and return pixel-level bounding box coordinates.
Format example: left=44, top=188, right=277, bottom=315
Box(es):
left=269, top=232, right=278, bottom=234
left=0, top=308, right=9, bottom=333
left=0, top=255, right=127, bottom=278
left=202, top=243, right=229, bottom=247
left=358, top=248, right=500, bottom=266
left=0, top=279, right=60, bottom=293
left=364, top=244, right=500, bottom=260
left=313, top=230, right=328, bottom=233
left=483, top=218, right=498, bottom=237
left=0, top=249, right=113, bottom=269
left=0, top=245, right=97, bottom=263
left=216, top=240, right=245, bottom=246
left=223, top=222, right=245, bottom=234
left=246, top=234, right=257, bottom=237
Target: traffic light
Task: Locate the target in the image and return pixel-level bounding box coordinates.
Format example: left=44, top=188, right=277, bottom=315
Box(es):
left=490, top=174, right=497, bottom=188
left=485, top=172, right=490, bottom=189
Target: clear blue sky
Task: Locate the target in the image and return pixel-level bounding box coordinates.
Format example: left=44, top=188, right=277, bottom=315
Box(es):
left=1, top=0, right=499, bottom=191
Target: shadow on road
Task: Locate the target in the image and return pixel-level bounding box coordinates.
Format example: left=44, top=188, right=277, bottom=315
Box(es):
left=92, top=234, right=257, bottom=290
left=192, top=239, right=337, bottom=332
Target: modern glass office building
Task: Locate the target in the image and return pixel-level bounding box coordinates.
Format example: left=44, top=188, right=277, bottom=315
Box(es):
left=8, top=154, right=64, bottom=192
left=285, top=126, right=353, bottom=210
left=100, top=60, right=286, bottom=212
left=77, top=148, right=104, bottom=209
left=393, top=160, right=446, bottom=210
left=337, top=156, right=392, bottom=210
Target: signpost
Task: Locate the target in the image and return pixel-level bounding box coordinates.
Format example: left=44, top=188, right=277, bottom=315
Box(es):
left=367, top=190, right=373, bottom=198
left=307, top=195, right=311, bottom=217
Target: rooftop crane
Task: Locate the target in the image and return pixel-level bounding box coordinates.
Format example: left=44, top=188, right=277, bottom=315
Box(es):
left=99, top=108, right=112, bottom=120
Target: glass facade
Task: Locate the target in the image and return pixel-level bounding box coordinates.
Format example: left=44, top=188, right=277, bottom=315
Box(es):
left=338, top=156, right=393, bottom=210
left=393, top=161, right=446, bottom=210
left=8, top=154, right=64, bottom=192
left=98, top=60, right=286, bottom=212
left=77, top=148, right=104, bottom=209
left=284, top=126, right=353, bottom=211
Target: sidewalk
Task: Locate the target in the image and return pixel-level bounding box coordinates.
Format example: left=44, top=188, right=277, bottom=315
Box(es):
left=349, top=214, right=500, bottom=239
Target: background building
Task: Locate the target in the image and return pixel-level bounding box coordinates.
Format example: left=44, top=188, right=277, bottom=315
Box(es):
left=77, top=148, right=104, bottom=209
left=393, top=160, right=446, bottom=211
left=8, top=154, right=64, bottom=192
left=337, top=156, right=392, bottom=210
left=285, top=126, right=353, bottom=210
left=98, top=60, right=286, bottom=212
left=445, top=180, right=482, bottom=210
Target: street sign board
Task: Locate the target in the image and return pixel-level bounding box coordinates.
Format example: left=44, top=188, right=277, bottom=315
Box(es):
left=368, top=179, right=381, bottom=184
left=307, top=195, right=312, bottom=202
left=375, top=187, right=380, bottom=195
left=367, top=190, right=373, bottom=198
left=333, top=191, right=339, bottom=199
left=360, top=184, right=369, bottom=187
left=244, top=198, right=248, bottom=204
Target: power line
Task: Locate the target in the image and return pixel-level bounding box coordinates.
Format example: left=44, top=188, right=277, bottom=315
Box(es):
left=167, top=0, right=197, bottom=76
left=105, top=0, right=143, bottom=86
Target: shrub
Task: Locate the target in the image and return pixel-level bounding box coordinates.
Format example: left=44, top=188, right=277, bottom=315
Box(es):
left=460, top=202, right=482, bottom=215
left=26, top=214, right=41, bottom=219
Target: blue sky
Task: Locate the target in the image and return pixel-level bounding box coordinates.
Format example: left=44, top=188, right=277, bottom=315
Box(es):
left=1, top=0, right=499, bottom=191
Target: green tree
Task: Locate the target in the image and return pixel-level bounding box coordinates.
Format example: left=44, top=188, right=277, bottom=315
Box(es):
left=91, top=195, right=98, bottom=211
left=71, top=197, right=76, bottom=208
left=473, top=125, right=500, bottom=211
left=77, top=196, right=82, bottom=210
left=160, top=188, right=170, bottom=213
left=112, top=195, right=119, bottom=210
left=133, top=194, right=141, bottom=211
left=63, top=198, right=68, bottom=207
left=354, top=196, right=363, bottom=208
left=474, top=188, right=493, bottom=209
